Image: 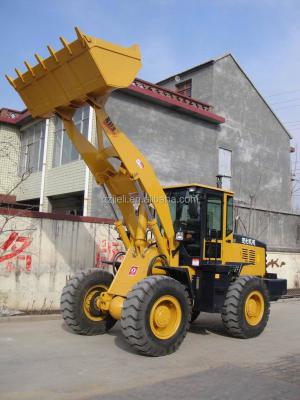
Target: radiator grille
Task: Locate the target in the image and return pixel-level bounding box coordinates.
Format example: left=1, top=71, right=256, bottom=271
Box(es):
left=249, top=249, right=256, bottom=264
left=242, top=248, right=248, bottom=261
left=241, top=248, right=256, bottom=264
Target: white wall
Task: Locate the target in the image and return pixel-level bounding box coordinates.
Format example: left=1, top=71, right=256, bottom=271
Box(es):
left=0, top=214, right=122, bottom=311
left=267, top=251, right=300, bottom=289
left=0, top=212, right=298, bottom=312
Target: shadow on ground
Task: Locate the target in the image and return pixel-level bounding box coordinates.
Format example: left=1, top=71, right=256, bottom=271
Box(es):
left=189, top=313, right=229, bottom=337
left=61, top=312, right=229, bottom=355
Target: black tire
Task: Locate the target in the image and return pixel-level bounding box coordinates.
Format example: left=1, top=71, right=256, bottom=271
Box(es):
left=221, top=276, right=270, bottom=338
left=121, top=275, right=191, bottom=356
left=60, top=269, right=116, bottom=335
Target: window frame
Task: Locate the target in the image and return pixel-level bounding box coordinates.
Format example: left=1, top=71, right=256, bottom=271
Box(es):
left=19, top=120, right=46, bottom=175
left=53, top=106, right=90, bottom=167
left=218, top=147, right=232, bottom=190
left=175, top=79, right=192, bottom=97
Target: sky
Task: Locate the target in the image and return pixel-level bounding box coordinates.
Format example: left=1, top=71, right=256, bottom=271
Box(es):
left=1, top=0, right=300, bottom=202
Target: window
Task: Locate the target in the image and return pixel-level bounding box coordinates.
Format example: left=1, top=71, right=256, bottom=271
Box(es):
left=175, top=79, right=192, bottom=97
left=226, top=196, right=233, bottom=236
left=19, top=121, right=46, bottom=175
left=16, top=198, right=40, bottom=211
left=206, top=196, right=222, bottom=239
left=49, top=191, right=84, bottom=215
left=218, top=148, right=232, bottom=190
left=53, top=106, right=90, bottom=167
left=166, top=188, right=201, bottom=231
left=165, top=187, right=201, bottom=256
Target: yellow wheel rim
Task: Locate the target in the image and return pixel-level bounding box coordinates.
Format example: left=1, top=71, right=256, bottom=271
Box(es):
left=149, top=295, right=182, bottom=340
left=83, top=285, right=107, bottom=322
left=244, top=290, right=265, bottom=326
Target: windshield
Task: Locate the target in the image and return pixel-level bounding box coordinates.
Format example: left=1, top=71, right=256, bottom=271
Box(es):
left=167, top=189, right=200, bottom=228
left=165, top=188, right=201, bottom=256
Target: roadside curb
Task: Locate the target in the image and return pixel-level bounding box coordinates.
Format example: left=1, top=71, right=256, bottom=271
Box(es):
left=0, top=313, right=61, bottom=323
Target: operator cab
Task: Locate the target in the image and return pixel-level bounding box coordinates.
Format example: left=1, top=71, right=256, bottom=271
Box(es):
left=163, top=184, right=234, bottom=266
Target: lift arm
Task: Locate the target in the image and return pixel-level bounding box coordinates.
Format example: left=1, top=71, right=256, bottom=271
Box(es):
left=6, top=27, right=177, bottom=266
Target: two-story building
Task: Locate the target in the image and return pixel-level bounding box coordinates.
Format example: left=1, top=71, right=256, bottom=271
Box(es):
left=0, top=53, right=297, bottom=254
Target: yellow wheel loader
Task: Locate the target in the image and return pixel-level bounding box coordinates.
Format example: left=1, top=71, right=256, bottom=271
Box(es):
left=7, top=28, right=287, bottom=356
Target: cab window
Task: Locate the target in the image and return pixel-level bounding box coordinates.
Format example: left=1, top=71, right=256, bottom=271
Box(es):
left=165, top=188, right=202, bottom=256
left=226, top=196, right=233, bottom=236
left=206, top=196, right=222, bottom=239
left=167, top=189, right=201, bottom=235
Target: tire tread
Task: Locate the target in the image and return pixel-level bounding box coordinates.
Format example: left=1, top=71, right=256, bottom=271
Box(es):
left=121, top=275, right=191, bottom=356
left=60, top=269, right=116, bottom=336
left=221, top=276, right=270, bottom=338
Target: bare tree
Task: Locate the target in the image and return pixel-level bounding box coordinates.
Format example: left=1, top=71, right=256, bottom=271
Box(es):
left=234, top=174, right=270, bottom=241
left=0, top=139, right=39, bottom=314
left=0, top=139, right=36, bottom=235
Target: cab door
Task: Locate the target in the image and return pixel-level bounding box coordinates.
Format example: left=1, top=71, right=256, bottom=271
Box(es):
left=203, top=192, right=223, bottom=262
left=222, top=194, right=245, bottom=265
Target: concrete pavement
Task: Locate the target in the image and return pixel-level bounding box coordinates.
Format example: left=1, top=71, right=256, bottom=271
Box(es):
left=0, top=298, right=299, bottom=400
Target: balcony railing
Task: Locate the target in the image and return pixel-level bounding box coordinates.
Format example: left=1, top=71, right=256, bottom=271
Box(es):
left=131, top=78, right=213, bottom=112
left=128, top=78, right=225, bottom=124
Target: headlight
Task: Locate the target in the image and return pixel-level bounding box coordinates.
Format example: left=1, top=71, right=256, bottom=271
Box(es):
left=175, top=231, right=184, bottom=241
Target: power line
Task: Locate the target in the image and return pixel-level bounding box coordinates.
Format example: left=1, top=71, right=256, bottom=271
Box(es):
left=266, top=88, right=300, bottom=97
left=273, top=104, right=300, bottom=110
left=285, top=121, right=300, bottom=125
left=270, top=98, right=300, bottom=106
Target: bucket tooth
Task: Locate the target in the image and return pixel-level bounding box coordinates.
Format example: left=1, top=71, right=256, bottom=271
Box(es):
left=75, top=26, right=86, bottom=47
left=5, top=75, right=16, bottom=88
left=47, top=45, right=59, bottom=62
left=24, top=61, right=35, bottom=77
left=35, top=53, right=47, bottom=70
left=15, top=68, right=25, bottom=83
left=60, top=36, right=72, bottom=55
left=7, top=28, right=142, bottom=118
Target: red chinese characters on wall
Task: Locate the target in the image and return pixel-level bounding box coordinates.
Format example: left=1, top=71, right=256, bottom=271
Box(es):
left=0, top=231, right=32, bottom=273
left=95, top=239, right=123, bottom=268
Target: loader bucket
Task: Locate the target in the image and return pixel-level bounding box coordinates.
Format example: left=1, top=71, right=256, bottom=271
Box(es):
left=6, top=27, right=142, bottom=118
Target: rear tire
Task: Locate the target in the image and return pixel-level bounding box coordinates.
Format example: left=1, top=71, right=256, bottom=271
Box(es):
left=121, top=276, right=191, bottom=356
left=221, top=276, right=270, bottom=338
left=60, top=269, right=116, bottom=335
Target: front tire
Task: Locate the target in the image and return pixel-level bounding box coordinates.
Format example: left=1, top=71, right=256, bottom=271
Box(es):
left=121, top=276, right=191, bottom=356
left=221, top=276, right=270, bottom=338
left=60, top=269, right=116, bottom=335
